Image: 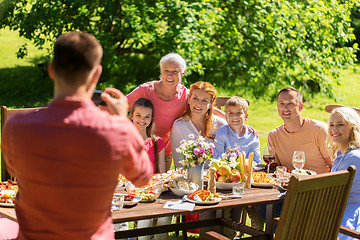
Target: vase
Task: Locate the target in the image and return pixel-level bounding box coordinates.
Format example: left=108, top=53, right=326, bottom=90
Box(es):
left=187, top=164, right=204, bottom=189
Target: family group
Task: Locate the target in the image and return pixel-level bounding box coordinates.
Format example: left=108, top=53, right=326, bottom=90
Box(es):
left=127, top=50, right=360, bottom=240
left=0, top=31, right=359, bottom=240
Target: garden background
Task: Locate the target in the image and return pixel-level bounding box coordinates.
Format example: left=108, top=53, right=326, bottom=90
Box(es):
left=1, top=1, right=360, bottom=238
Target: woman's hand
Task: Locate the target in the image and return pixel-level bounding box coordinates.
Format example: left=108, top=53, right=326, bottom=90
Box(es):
left=245, top=124, right=258, bottom=137
left=101, top=87, right=129, bottom=117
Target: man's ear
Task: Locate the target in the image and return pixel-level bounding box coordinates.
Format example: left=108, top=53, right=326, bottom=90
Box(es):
left=299, top=103, right=304, bottom=111
left=90, top=65, right=103, bottom=84
left=48, top=61, right=55, bottom=81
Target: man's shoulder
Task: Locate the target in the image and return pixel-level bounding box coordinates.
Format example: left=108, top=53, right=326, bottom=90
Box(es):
left=268, top=124, right=284, bottom=136
left=304, top=117, right=328, bottom=130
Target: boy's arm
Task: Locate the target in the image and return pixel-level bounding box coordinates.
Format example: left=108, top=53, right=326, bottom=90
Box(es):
left=214, top=130, right=226, bottom=159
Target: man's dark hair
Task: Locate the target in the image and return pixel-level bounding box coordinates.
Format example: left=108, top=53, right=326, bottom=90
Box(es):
left=53, top=31, right=103, bottom=86
left=277, top=87, right=303, bottom=104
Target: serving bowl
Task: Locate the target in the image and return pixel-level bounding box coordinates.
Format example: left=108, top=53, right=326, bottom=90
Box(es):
left=215, top=181, right=236, bottom=190
left=168, top=178, right=199, bottom=197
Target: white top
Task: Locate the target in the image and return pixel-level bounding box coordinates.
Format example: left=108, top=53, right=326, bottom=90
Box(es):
left=170, top=115, right=227, bottom=168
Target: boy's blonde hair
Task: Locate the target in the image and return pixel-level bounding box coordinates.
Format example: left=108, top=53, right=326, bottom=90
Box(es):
left=225, top=96, right=249, bottom=114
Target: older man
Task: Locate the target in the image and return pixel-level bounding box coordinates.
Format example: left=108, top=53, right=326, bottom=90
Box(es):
left=1, top=31, right=152, bottom=240
left=268, top=87, right=332, bottom=173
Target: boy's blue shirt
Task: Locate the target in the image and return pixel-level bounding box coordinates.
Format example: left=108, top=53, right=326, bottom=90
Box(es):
left=214, top=124, right=261, bottom=165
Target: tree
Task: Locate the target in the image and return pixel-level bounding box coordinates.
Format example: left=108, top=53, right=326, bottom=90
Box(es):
left=0, top=0, right=358, bottom=98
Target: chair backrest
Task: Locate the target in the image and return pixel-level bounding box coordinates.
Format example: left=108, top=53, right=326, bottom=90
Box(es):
left=1, top=106, right=46, bottom=181
left=325, top=104, right=360, bottom=115
left=214, top=97, right=230, bottom=110
left=275, top=166, right=356, bottom=240
left=214, top=96, right=251, bottom=110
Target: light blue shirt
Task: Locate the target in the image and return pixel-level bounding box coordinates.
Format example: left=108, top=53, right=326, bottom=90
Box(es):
left=331, top=148, right=360, bottom=240
left=214, top=124, right=261, bottom=165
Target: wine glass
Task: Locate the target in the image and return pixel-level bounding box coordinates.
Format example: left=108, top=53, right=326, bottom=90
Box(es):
left=263, top=145, right=275, bottom=173
left=292, top=151, right=305, bottom=172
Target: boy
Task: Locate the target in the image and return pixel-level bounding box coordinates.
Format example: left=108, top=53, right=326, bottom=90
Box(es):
left=214, top=96, right=261, bottom=165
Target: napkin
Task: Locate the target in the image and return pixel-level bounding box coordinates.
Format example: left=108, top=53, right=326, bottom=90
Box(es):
left=219, top=194, right=243, bottom=198
left=163, top=200, right=195, bottom=211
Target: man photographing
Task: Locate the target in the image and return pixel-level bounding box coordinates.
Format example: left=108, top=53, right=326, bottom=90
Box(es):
left=1, top=31, right=152, bottom=240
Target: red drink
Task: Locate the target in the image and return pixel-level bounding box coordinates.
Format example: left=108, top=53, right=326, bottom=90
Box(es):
left=263, top=155, right=275, bottom=165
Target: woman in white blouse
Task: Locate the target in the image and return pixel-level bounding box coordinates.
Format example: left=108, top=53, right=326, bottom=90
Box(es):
left=170, top=81, right=227, bottom=168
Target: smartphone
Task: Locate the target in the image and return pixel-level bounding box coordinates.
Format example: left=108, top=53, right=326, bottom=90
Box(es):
left=92, top=90, right=106, bottom=106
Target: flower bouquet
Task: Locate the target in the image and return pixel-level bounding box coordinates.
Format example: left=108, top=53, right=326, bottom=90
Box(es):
left=176, top=133, right=215, bottom=170
left=176, top=133, right=215, bottom=188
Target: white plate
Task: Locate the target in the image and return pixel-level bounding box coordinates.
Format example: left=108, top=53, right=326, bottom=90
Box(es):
left=291, top=169, right=317, bottom=176
left=215, top=182, right=235, bottom=190
left=251, top=182, right=274, bottom=188
left=169, top=187, right=194, bottom=197
left=0, top=202, right=15, bottom=207
left=123, top=196, right=141, bottom=206
left=184, top=195, right=221, bottom=205
left=0, top=189, right=16, bottom=207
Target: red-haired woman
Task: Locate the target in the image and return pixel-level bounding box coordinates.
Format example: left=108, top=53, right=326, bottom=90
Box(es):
left=170, top=81, right=227, bottom=169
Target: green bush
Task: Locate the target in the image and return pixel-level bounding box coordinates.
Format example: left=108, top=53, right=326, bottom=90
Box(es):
left=0, top=0, right=358, bottom=98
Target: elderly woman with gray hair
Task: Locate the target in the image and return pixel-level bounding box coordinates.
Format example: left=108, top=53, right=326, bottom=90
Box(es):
left=127, top=53, right=190, bottom=171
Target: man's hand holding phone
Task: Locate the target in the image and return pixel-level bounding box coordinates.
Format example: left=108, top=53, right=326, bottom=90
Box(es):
left=92, top=88, right=128, bottom=117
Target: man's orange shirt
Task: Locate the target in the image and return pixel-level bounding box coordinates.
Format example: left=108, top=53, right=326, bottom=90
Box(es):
left=268, top=117, right=330, bottom=173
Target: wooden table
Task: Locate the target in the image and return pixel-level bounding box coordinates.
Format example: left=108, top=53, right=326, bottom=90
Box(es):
left=0, top=187, right=283, bottom=239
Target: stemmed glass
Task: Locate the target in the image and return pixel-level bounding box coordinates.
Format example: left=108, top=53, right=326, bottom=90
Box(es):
left=292, top=151, right=305, bottom=172
left=263, top=145, right=275, bottom=173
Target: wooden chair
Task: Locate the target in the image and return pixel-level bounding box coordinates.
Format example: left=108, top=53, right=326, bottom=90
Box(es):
left=205, top=166, right=357, bottom=240
left=214, top=97, right=231, bottom=110
left=274, top=165, right=356, bottom=240
left=325, top=104, right=360, bottom=115
left=214, top=97, right=250, bottom=110
left=1, top=106, right=46, bottom=181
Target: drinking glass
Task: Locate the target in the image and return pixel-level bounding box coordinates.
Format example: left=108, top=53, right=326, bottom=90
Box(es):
left=263, top=145, right=275, bottom=173
left=292, top=151, right=305, bottom=171
left=111, top=194, right=124, bottom=212
left=276, top=166, right=287, bottom=183
left=232, top=181, right=245, bottom=196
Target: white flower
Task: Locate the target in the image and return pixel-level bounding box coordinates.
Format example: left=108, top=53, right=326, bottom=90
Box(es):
left=175, top=133, right=214, bottom=169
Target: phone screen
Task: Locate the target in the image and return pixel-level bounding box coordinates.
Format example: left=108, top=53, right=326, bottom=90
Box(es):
left=92, top=90, right=106, bottom=106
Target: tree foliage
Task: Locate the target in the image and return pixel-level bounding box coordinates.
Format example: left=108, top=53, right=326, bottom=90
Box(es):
left=0, top=0, right=358, bottom=98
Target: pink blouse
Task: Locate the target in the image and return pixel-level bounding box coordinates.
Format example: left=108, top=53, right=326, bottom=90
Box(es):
left=127, top=81, right=189, bottom=155
left=144, top=137, right=166, bottom=173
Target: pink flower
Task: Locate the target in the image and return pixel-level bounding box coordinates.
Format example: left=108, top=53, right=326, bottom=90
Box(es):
left=193, top=148, right=200, bottom=156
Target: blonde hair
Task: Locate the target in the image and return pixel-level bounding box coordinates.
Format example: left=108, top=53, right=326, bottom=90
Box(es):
left=225, top=96, right=249, bottom=114
left=183, top=81, right=217, bottom=139
left=326, top=107, right=360, bottom=160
